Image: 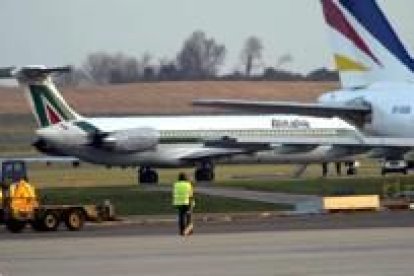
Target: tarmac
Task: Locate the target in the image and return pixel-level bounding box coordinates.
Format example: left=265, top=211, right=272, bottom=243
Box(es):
left=1, top=211, right=414, bottom=276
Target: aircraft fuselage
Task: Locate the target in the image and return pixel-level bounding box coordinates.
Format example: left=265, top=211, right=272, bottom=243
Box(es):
left=319, top=83, right=414, bottom=137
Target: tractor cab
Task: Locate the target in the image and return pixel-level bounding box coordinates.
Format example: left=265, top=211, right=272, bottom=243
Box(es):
left=0, top=159, right=115, bottom=233
left=1, top=160, right=28, bottom=213
left=0, top=160, right=39, bottom=232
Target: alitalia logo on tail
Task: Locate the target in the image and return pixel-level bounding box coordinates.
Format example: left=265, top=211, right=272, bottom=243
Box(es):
left=44, top=97, right=66, bottom=125
left=27, top=84, right=79, bottom=127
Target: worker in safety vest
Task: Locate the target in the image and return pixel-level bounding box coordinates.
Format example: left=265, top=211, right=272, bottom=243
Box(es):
left=172, top=172, right=194, bottom=236
left=10, top=177, right=38, bottom=215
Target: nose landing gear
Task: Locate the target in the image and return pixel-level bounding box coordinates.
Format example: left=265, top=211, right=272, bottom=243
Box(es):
left=194, top=162, right=215, bottom=182
left=138, top=166, right=159, bottom=184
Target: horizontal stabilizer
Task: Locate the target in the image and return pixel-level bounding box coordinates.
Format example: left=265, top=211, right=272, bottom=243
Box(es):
left=193, top=99, right=371, bottom=118
left=0, top=65, right=71, bottom=79
left=0, top=67, right=16, bottom=78
left=21, top=65, right=72, bottom=75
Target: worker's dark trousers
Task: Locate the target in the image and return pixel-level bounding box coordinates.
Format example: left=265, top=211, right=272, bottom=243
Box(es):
left=176, top=205, right=191, bottom=235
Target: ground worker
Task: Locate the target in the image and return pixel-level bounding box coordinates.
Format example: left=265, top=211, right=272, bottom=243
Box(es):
left=172, top=172, right=194, bottom=236
left=10, top=177, right=38, bottom=215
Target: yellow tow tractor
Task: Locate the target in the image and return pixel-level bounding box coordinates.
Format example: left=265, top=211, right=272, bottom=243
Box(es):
left=0, top=160, right=115, bottom=233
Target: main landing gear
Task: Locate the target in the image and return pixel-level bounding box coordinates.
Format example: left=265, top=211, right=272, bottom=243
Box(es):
left=345, top=161, right=357, bottom=176
left=321, top=161, right=358, bottom=177
left=194, top=162, right=215, bottom=182
left=137, top=163, right=215, bottom=185
left=138, top=166, right=159, bottom=184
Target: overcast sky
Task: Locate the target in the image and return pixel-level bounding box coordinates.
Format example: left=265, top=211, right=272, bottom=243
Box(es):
left=1, top=0, right=413, bottom=74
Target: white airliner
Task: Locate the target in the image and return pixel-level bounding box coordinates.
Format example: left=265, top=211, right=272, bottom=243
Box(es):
left=3, top=1, right=414, bottom=182
left=1, top=66, right=411, bottom=183
left=194, top=0, right=414, bottom=161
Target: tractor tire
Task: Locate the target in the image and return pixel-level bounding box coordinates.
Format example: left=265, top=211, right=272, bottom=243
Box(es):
left=6, top=219, right=26, bottom=233
left=64, top=209, right=85, bottom=231
left=41, top=210, right=60, bottom=231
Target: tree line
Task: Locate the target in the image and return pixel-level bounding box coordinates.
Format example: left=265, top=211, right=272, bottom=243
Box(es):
left=56, top=30, right=338, bottom=86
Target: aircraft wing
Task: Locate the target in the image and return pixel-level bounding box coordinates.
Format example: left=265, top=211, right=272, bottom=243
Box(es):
left=359, top=137, right=414, bottom=148
left=356, top=137, right=414, bottom=159
left=193, top=99, right=371, bottom=125
left=179, top=147, right=246, bottom=161
left=232, top=136, right=414, bottom=148
left=179, top=136, right=414, bottom=162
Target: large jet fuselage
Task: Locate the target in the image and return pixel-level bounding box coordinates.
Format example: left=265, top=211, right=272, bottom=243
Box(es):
left=319, top=83, right=414, bottom=137
left=35, top=114, right=360, bottom=167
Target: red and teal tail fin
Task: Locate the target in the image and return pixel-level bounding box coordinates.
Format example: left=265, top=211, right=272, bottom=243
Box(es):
left=0, top=66, right=81, bottom=127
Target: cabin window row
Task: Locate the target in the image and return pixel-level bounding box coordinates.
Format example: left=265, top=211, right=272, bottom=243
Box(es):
left=160, top=129, right=340, bottom=137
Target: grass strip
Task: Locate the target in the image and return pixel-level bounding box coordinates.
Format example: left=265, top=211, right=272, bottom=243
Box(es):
left=39, top=185, right=292, bottom=216
left=217, top=175, right=414, bottom=196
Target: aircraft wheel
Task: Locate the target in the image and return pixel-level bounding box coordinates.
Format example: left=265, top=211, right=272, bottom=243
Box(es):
left=194, top=168, right=203, bottom=182
left=147, top=170, right=159, bottom=184
left=347, top=167, right=357, bottom=175
left=322, top=163, right=328, bottom=177
left=195, top=168, right=214, bottom=182
left=138, top=167, right=158, bottom=184
left=138, top=169, right=145, bottom=183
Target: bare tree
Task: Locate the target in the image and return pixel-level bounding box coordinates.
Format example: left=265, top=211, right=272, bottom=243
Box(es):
left=82, top=52, right=113, bottom=84
left=275, top=53, right=293, bottom=69
left=177, top=30, right=226, bottom=79
left=53, top=67, right=89, bottom=87
left=82, top=52, right=152, bottom=84
left=240, top=36, right=263, bottom=76
left=307, top=67, right=339, bottom=81
left=158, top=58, right=180, bottom=81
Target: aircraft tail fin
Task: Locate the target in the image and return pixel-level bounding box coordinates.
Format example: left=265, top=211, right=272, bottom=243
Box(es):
left=0, top=66, right=81, bottom=127
left=321, top=0, right=414, bottom=88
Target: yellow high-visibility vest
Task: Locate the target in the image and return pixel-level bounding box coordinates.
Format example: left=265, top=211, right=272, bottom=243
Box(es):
left=173, top=181, right=193, bottom=206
